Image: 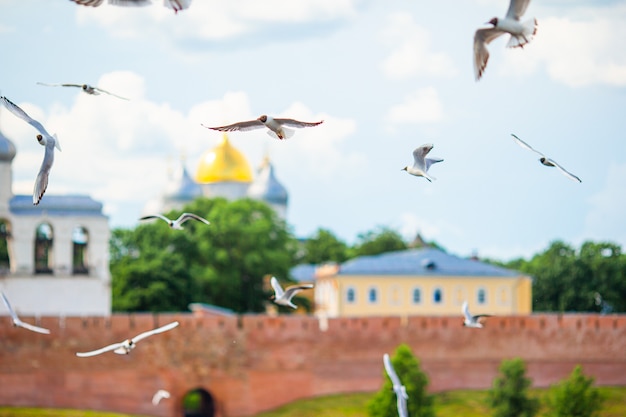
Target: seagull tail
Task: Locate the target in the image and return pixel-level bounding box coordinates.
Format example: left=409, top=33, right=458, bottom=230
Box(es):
left=507, top=18, right=538, bottom=48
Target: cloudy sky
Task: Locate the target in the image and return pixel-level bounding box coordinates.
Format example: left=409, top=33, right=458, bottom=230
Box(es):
left=0, top=0, right=625, bottom=261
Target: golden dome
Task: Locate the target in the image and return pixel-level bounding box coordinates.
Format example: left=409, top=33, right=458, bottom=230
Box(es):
left=195, top=133, right=253, bottom=183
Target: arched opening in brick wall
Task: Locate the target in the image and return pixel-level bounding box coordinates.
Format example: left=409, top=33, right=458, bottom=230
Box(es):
left=0, top=219, right=11, bottom=275
left=182, top=387, right=215, bottom=417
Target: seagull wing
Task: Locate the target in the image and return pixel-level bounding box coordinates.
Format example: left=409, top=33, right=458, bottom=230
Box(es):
left=547, top=159, right=582, bottom=183
left=273, top=118, right=324, bottom=128
left=33, top=142, right=55, bottom=205
left=0, top=96, right=52, bottom=137
left=383, top=353, right=403, bottom=387
left=131, top=321, right=179, bottom=343
left=1, top=291, right=19, bottom=321
left=511, top=134, right=545, bottom=158
left=37, top=82, right=81, bottom=88
left=139, top=214, right=172, bottom=224
left=505, top=0, right=532, bottom=20
left=474, top=28, right=505, bottom=81
left=270, top=276, right=285, bottom=298
left=398, top=387, right=409, bottom=417
left=107, top=0, right=152, bottom=6
left=473, top=314, right=492, bottom=323
left=283, top=284, right=314, bottom=301
left=14, top=318, right=51, bottom=334
left=93, top=87, right=129, bottom=100
left=412, top=144, right=433, bottom=169
left=462, top=301, right=473, bottom=322
left=152, top=389, right=171, bottom=405
left=201, top=119, right=264, bottom=133
left=177, top=213, right=210, bottom=225
left=68, top=0, right=106, bottom=6
left=76, top=342, right=125, bottom=357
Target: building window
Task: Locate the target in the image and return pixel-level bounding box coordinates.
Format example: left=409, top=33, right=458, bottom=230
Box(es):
left=433, top=288, right=443, bottom=304
left=477, top=288, right=487, bottom=304
left=412, top=288, right=421, bottom=304
left=368, top=287, right=378, bottom=304
left=34, top=222, right=53, bottom=274
left=346, top=287, right=356, bottom=304
left=72, top=226, right=89, bottom=275
left=0, top=219, right=11, bottom=275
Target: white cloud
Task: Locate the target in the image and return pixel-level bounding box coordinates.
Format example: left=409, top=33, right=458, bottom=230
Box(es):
left=75, top=0, right=361, bottom=42
left=386, top=87, right=444, bottom=125
left=379, top=12, right=457, bottom=79
left=501, top=5, right=626, bottom=86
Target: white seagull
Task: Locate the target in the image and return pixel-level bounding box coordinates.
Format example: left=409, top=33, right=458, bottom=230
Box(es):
left=139, top=213, right=210, bottom=230
left=270, top=276, right=314, bottom=309
left=474, top=0, right=538, bottom=81
left=462, top=301, right=491, bottom=328
left=1, top=290, right=50, bottom=334
left=511, top=134, right=581, bottom=183
left=202, top=115, right=324, bottom=140
left=37, top=82, right=128, bottom=101
left=0, top=96, right=61, bottom=205
left=76, top=321, right=179, bottom=357
left=152, top=389, right=171, bottom=406
left=383, top=353, right=409, bottom=417
left=402, top=144, right=443, bottom=182
left=69, top=0, right=192, bottom=14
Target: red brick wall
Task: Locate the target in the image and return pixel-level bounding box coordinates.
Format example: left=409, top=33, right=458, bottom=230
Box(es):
left=1, top=313, right=625, bottom=417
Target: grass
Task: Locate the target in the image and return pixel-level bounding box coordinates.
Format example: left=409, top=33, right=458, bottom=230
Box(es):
left=1, top=387, right=625, bottom=417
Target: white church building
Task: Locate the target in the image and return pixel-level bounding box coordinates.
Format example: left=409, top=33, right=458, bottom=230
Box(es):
left=0, top=126, right=111, bottom=317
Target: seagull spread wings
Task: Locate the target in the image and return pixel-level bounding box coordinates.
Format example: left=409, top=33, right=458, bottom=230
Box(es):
left=384, top=353, right=409, bottom=417
left=76, top=321, right=179, bottom=357
left=511, top=134, right=582, bottom=183
left=1, top=291, right=50, bottom=334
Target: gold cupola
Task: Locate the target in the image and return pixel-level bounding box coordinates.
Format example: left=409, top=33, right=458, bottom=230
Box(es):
left=195, top=133, right=253, bottom=183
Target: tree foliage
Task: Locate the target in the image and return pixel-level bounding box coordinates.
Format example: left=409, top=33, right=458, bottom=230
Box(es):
left=299, top=228, right=349, bottom=264
left=489, top=357, right=539, bottom=417
left=111, top=197, right=298, bottom=313
left=367, top=344, right=434, bottom=417
left=498, top=240, right=626, bottom=312
left=547, top=365, right=603, bottom=417
left=353, top=226, right=408, bottom=257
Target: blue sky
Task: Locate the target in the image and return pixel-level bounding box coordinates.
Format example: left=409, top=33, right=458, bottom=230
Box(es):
left=0, top=0, right=625, bottom=261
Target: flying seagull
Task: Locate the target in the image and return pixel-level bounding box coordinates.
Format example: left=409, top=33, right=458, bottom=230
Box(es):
left=474, top=0, right=538, bottom=81
left=152, top=389, right=171, bottom=406
left=139, top=213, right=210, bottom=230
left=270, top=276, right=313, bottom=309
left=68, top=0, right=192, bottom=14
left=462, top=301, right=491, bottom=328
left=37, top=82, right=128, bottom=101
left=401, top=144, right=443, bottom=182
left=0, top=96, right=61, bottom=205
left=76, top=321, right=179, bottom=357
left=511, top=134, right=581, bottom=183
left=1, top=290, right=50, bottom=334
left=202, top=115, right=324, bottom=140
left=383, top=353, right=409, bottom=417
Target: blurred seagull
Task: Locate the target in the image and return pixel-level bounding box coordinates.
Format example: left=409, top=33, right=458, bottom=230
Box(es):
left=474, top=0, right=538, bottom=80
left=402, top=144, right=443, bottom=182
left=1, top=290, right=50, bottom=334
left=152, top=389, right=171, bottom=405
left=139, top=213, right=210, bottom=230
left=462, top=301, right=491, bottom=328
left=37, top=82, right=128, bottom=100
left=511, top=134, right=581, bottom=183
left=383, top=353, right=409, bottom=417
left=0, top=96, right=61, bottom=205
left=69, top=0, right=192, bottom=13
left=202, top=115, right=324, bottom=140
left=76, top=321, right=179, bottom=357
left=270, top=276, right=314, bottom=309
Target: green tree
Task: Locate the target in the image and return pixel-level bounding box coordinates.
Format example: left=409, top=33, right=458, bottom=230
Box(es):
left=367, top=344, right=434, bottom=417
left=111, top=197, right=299, bottom=313
left=489, top=358, right=539, bottom=417
left=300, top=228, right=349, bottom=264
left=548, top=365, right=603, bottom=417
left=353, top=226, right=407, bottom=257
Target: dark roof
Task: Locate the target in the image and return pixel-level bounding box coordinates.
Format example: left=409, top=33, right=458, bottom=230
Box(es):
left=0, top=127, right=16, bottom=162
left=10, top=194, right=107, bottom=217
left=247, top=158, right=288, bottom=204
left=290, top=263, right=317, bottom=282
left=339, top=248, right=519, bottom=277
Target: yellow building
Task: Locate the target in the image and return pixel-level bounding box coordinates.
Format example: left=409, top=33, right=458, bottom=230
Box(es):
left=314, top=248, right=532, bottom=318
